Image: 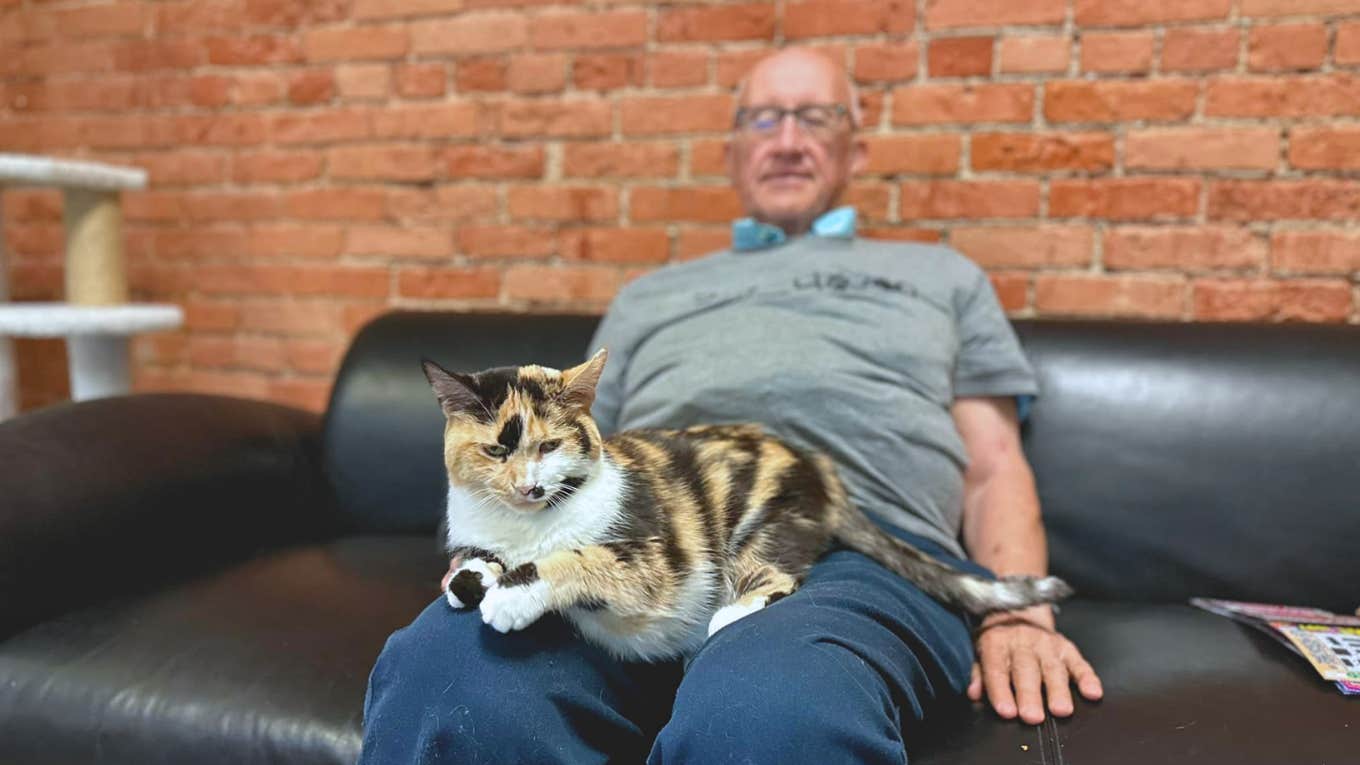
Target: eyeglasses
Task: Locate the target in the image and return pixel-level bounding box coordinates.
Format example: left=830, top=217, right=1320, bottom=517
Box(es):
left=732, top=104, right=852, bottom=140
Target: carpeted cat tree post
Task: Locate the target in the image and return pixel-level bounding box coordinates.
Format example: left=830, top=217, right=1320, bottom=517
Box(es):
left=0, top=154, right=183, bottom=420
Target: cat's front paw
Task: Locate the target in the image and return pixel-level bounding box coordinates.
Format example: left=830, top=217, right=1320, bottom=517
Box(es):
left=707, top=596, right=768, bottom=637
left=445, top=559, right=500, bottom=609
left=479, top=580, right=550, bottom=633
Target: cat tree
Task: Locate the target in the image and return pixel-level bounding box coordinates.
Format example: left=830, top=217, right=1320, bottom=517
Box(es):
left=0, top=154, right=183, bottom=420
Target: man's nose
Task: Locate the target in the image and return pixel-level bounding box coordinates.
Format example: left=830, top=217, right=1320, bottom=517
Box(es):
left=772, top=114, right=804, bottom=151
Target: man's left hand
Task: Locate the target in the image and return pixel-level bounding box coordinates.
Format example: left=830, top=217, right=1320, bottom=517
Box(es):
left=967, top=605, right=1103, bottom=724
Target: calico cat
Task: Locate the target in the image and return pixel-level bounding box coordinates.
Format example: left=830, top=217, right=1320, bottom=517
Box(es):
left=423, top=350, right=1071, bottom=662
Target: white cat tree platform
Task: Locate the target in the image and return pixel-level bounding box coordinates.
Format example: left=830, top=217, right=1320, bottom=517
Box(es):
left=0, top=154, right=183, bottom=419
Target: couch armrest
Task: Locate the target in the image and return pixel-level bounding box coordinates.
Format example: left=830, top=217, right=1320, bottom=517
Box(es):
left=0, top=393, right=334, bottom=638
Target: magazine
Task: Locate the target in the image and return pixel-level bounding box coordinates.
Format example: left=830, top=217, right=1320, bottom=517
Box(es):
left=1190, top=598, right=1360, bottom=696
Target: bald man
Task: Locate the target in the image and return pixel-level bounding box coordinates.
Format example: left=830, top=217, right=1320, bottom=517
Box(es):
left=359, top=48, right=1101, bottom=765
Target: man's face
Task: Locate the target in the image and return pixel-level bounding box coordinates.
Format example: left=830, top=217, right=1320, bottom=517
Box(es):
left=726, top=51, right=866, bottom=235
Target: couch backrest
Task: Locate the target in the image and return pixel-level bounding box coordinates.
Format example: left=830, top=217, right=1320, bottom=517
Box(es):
left=325, top=312, right=1360, bottom=612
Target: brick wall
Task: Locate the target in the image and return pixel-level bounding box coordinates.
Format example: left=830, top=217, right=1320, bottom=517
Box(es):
left=2, top=0, right=1359, bottom=413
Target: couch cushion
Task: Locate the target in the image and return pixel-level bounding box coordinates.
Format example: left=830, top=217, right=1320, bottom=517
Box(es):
left=914, top=600, right=1360, bottom=764
left=0, top=536, right=443, bottom=765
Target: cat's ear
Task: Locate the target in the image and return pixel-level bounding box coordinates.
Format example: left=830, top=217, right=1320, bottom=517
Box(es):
left=558, top=348, right=608, bottom=411
left=422, top=358, right=480, bottom=419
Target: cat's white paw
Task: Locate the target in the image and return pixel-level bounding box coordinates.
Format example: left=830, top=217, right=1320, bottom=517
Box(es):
left=445, top=558, right=499, bottom=609
left=480, top=580, right=551, bottom=633
left=707, top=596, right=768, bottom=637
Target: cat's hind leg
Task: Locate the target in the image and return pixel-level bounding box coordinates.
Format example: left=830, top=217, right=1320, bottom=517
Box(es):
left=708, top=565, right=797, bottom=637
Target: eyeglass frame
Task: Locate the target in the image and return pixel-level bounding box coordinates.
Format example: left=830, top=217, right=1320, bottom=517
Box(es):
left=731, top=103, right=855, bottom=140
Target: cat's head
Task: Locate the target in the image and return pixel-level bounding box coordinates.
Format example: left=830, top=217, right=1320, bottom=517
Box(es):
left=422, top=349, right=607, bottom=513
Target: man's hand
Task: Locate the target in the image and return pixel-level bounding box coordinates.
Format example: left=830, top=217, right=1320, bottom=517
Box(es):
left=967, top=605, right=1103, bottom=724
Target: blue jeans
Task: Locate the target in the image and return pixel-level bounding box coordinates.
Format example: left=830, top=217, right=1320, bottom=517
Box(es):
left=359, top=528, right=990, bottom=764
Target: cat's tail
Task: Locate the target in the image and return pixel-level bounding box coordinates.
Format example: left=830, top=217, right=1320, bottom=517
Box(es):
left=816, top=455, right=1073, bottom=615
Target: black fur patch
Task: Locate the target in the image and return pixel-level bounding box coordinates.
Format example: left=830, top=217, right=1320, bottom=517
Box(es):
left=450, top=546, right=506, bottom=569
left=571, top=418, right=593, bottom=455
left=545, top=475, right=587, bottom=508
left=500, top=562, right=539, bottom=587
left=449, top=570, right=488, bottom=606
left=497, top=414, right=523, bottom=453
left=457, top=367, right=519, bottom=423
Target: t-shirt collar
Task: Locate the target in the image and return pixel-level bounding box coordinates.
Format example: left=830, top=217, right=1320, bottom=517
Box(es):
left=731, top=206, right=857, bottom=252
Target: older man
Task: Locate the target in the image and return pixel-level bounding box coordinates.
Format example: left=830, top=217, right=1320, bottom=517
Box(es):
left=359, top=47, right=1101, bottom=764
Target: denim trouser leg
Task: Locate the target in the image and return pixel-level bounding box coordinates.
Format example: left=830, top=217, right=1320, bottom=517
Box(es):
left=358, top=600, right=682, bottom=765
left=359, top=527, right=986, bottom=765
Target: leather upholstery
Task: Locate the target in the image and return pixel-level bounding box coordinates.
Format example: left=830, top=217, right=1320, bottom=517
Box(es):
left=2, top=312, right=1357, bottom=764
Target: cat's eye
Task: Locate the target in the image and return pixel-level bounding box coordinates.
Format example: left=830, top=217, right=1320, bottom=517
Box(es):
left=539, top=440, right=562, bottom=454
left=482, top=444, right=510, bottom=458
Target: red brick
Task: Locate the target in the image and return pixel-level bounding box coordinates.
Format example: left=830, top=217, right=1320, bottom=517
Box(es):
left=561, top=227, right=670, bottom=264
left=336, top=64, right=391, bottom=100
left=1080, top=31, right=1155, bottom=74
left=900, top=180, right=1041, bottom=219
left=457, top=57, right=507, bottom=92
left=574, top=53, right=644, bottom=91
left=563, top=142, right=681, bottom=178
left=1209, top=180, right=1360, bottom=221
left=1045, top=79, right=1198, bottom=122
left=928, top=36, right=994, bottom=77
left=1290, top=126, right=1360, bottom=170
left=998, top=35, right=1070, bottom=73
left=284, top=339, right=345, bottom=376
left=862, top=134, right=962, bottom=175
left=951, top=225, right=1094, bottom=268
left=860, top=227, right=946, bottom=243
left=353, top=0, right=466, bottom=20
left=136, top=153, right=228, bottom=186
left=372, top=102, right=480, bottom=139
left=650, top=50, right=709, bottom=87
left=457, top=225, right=558, bottom=259
left=236, top=298, right=349, bottom=335
left=1104, top=227, right=1265, bottom=272
left=1161, top=27, right=1239, bottom=72
left=151, top=227, right=246, bottom=260
left=508, top=186, right=618, bottom=222
left=676, top=227, right=731, bottom=260
left=990, top=272, right=1031, bottom=312
left=286, top=188, right=388, bottom=221
left=247, top=224, right=347, bottom=259
left=507, top=53, right=568, bottom=94
left=346, top=225, right=453, bottom=258
left=1050, top=179, right=1201, bottom=220
left=397, top=266, right=502, bottom=299
left=1074, top=0, right=1231, bottom=26
left=195, top=265, right=389, bottom=298
left=530, top=10, right=647, bottom=49
left=504, top=264, right=629, bottom=307
left=1241, top=0, right=1360, bottom=17
left=892, top=83, right=1033, bottom=124
left=182, top=301, right=241, bottom=332
left=232, top=73, right=287, bottom=106
left=925, top=0, right=1065, bottom=28
left=190, top=336, right=288, bottom=373
left=411, top=13, right=528, bottom=55
left=1249, top=24, right=1327, bottom=72
left=183, top=193, right=280, bottom=222
left=268, top=378, right=332, bottom=413
left=785, top=0, right=915, bottom=38
left=845, top=184, right=893, bottom=222
left=715, top=50, right=768, bottom=87
left=205, top=35, right=303, bottom=65
left=114, top=39, right=203, bottom=71
left=658, top=5, right=775, bottom=42
left=270, top=109, right=371, bottom=144
left=233, top=152, right=324, bottom=184
left=1192, top=279, right=1352, bottom=323
left=630, top=187, right=744, bottom=223
left=1125, top=127, right=1280, bottom=171
left=499, top=98, right=612, bottom=138
left=304, top=25, right=407, bottom=62
left=690, top=139, right=729, bottom=177
left=287, top=70, right=335, bottom=105
left=1205, top=75, right=1360, bottom=118
left=395, top=63, right=444, bottom=98
left=445, top=145, right=544, bottom=179
left=124, top=192, right=184, bottom=222
left=387, top=186, right=499, bottom=223
left=1270, top=230, right=1360, bottom=275
left=328, top=144, right=438, bottom=182
left=1035, top=274, right=1186, bottom=319
left=854, top=42, right=920, bottom=83
left=621, top=94, right=733, bottom=136
left=971, top=132, right=1115, bottom=172
left=1338, top=23, right=1360, bottom=66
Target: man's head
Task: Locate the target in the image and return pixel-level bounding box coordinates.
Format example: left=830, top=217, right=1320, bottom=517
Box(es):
left=727, top=48, right=867, bottom=236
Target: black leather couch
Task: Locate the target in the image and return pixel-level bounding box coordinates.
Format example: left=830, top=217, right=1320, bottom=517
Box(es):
left=2, top=312, right=1357, bottom=764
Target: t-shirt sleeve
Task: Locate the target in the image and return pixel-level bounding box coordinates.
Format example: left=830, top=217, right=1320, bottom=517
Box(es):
left=586, top=289, right=636, bottom=436
left=953, top=266, right=1039, bottom=410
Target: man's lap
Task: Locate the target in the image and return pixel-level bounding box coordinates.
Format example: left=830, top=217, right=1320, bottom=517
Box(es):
left=359, top=527, right=986, bottom=764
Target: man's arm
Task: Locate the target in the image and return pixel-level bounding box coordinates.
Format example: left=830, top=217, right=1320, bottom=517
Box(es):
left=953, top=396, right=1103, bottom=724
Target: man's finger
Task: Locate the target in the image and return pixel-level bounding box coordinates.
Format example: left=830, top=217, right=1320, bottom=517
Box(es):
left=968, top=662, right=983, bottom=701
left=1066, top=650, right=1105, bottom=701
left=1011, top=651, right=1045, bottom=725
left=981, top=648, right=1017, bottom=720
left=1039, top=651, right=1075, bottom=718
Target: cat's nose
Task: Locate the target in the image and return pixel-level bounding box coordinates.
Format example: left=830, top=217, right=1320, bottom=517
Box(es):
left=518, top=484, right=546, bottom=500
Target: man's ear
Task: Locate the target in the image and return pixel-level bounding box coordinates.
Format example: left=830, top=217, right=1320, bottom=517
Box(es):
left=422, top=359, right=479, bottom=418
left=559, top=348, right=608, bottom=411
left=849, top=135, right=867, bottom=176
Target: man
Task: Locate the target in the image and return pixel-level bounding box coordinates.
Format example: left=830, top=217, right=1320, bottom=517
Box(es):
left=359, top=47, right=1102, bottom=764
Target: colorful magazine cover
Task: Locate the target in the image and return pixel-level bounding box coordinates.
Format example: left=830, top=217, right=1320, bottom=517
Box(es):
left=1190, top=598, right=1360, bottom=696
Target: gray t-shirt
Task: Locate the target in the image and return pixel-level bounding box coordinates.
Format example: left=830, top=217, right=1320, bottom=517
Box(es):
left=587, top=235, right=1038, bottom=558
